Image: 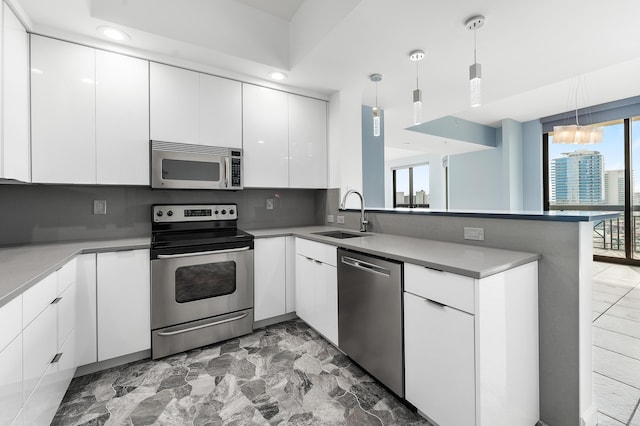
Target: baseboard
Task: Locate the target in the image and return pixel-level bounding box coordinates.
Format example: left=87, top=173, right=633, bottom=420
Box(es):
left=581, top=405, right=598, bottom=426
left=74, top=349, right=151, bottom=377
left=253, top=312, right=298, bottom=329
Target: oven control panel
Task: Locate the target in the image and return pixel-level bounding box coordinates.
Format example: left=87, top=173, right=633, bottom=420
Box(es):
left=153, top=204, right=237, bottom=222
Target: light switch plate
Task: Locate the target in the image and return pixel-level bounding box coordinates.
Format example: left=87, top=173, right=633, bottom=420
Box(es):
left=266, top=198, right=274, bottom=210
left=327, top=214, right=335, bottom=223
left=464, top=227, right=484, bottom=241
left=93, top=200, right=107, bottom=215
left=337, top=216, right=345, bottom=224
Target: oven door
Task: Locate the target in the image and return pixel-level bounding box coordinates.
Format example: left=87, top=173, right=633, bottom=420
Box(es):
left=151, top=149, right=229, bottom=189
left=151, top=246, right=253, bottom=330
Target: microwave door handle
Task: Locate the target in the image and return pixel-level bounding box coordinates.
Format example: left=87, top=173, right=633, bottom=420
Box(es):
left=224, top=157, right=230, bottom=188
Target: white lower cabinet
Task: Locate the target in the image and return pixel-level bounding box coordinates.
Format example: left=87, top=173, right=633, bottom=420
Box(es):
left=21, top=259, right=79, bottom=426
left=404, top=261, right=539, bottom=426
left=404, top=292, right=475, bottom=426
left=22, top=296, right=57, bottom=403
left=97, top=249, right=150, bottom=361
left=254, top=236, right=296, bottom=321
left=0, top=248, right=150, bottom=426
left=295, top=238, right=338, bottom=345
left=254, top=238, right=286, bottom=321
left=75, top=253, right=97, bottom=366
left=0, top=334, right=22, bottom=426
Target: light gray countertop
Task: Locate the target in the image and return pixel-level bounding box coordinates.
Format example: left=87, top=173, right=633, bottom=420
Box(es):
left=0, top=238, right=150, bottom=308
left=248, top=226, right=540, bottom=279
left=0, top=226, right=540, bottom=309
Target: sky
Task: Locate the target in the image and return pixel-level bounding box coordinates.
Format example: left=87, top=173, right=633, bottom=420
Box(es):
left=549, top=119, right=640, bottom=192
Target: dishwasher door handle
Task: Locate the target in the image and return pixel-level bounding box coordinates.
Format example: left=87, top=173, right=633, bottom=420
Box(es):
left=341, top=255, right=391, bottom=277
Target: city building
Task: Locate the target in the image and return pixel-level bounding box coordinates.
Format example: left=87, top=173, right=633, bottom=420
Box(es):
left=551, top=150, right=604, bottom=205
left=604, top=169, right=625, bottom=205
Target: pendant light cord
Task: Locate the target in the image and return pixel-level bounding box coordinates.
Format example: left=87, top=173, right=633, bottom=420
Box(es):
left=416, top=60, right=419, bottom=90
left=473, top=28, right=477, bottom=63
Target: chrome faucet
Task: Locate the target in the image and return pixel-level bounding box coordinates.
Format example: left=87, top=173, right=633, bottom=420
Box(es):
left=340, top=189, right=368, bottom=232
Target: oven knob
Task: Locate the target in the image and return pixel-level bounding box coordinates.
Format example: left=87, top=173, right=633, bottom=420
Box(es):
left=167, top=210, right=173, bottom=217
left=215, top=210, right=219, bottom=215
left=230, top=209, right=235, bottom=215
left=156, top=211, right=163, bottom=217
left=221, top=209, right=227, bottom=214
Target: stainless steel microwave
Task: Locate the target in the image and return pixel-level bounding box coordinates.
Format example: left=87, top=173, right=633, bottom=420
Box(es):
left=151, top=140, right=242, bottom=190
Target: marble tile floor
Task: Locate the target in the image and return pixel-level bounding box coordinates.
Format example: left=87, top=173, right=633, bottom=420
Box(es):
left=592, top=262, right=640, bottom=425
left=52, top=319, right=431, bottom=426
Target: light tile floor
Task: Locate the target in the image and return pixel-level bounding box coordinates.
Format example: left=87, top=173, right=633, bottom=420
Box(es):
left=593, top=262, right=640, bottom=425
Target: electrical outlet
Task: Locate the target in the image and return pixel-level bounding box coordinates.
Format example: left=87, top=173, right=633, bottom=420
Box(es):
left=464, top=227, right=484, bottom=241
left=93, top=200, right=107, bottom=215
left=327, top=214, right=335, bottom=223
left=266, top=198, right=274, bottom=210
left=337, top=215, right=345, bottom=224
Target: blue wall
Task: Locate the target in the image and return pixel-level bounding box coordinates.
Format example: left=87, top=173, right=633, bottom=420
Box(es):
left=361, top=105, right=385, bottom=207
left=523, top=120, right=543, bottom=211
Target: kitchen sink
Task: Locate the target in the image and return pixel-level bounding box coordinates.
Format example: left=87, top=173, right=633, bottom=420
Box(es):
left=312, top=230, right=368, bottom=239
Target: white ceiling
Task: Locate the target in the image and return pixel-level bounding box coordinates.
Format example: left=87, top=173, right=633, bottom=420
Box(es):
left=14, top=0, right=640, bottom=156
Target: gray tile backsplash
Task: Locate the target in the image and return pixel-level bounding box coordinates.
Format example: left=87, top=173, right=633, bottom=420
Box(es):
left=0, top=184, right=324, bottom=246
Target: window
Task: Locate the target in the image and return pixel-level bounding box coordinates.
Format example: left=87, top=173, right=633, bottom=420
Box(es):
left=544, top=117, right=640, bottom=262
left=392, top=164, right=429, bottom=208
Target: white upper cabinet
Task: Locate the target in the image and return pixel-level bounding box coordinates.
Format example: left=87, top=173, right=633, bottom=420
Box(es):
left=31, top=35, right=96, bottom=184
left=150, top=63, right=199, bottom=144
left=31, top=35, right=150, bottom=185
left=288, top=94, right=327, bottom=188
left=243, top=84, right=328, bottom=188
left=150, top=63, right=242, bottom=148
left=96, top=51, right=149, bottom=185
left=1, top=3, right=29, bottom=182
left=242, top=84, right=290, bottom=187
left=199, top=73, right=242, bottom=148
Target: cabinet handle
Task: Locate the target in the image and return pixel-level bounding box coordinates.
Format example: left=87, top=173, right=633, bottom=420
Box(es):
left=423, top=266, right=444, bottom=272
left=51, top=353, right=63, bottom=363
left=51, top=297, right=62, bottom=304
left=157, top=312, right=249, bottom=336
left=341, top=255, right=390, bottom=277
left=425, top=298, right=447, bottom=308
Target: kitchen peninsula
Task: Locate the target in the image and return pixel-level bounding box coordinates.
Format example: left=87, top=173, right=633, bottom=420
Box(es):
left=331, top=193, right=618, bottom=426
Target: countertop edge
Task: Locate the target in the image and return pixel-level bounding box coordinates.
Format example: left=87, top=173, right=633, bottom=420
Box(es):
left=0, top=238, right=150, bottom=309
left=345, top=208, right=620, bottom=222
left=249, top=226, right=541, bottom=279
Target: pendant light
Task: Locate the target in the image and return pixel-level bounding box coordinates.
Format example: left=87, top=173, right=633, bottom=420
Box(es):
left=370, top=73, right=382, bottom=137
left=409, top=50, right=425, bottom=125
left=465, top=15, right=485, bottom=107
left=553, top=78, right=604, bottom=144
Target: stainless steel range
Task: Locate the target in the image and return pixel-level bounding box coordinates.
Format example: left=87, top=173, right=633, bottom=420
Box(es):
left=150, top=203, right=254, bottom=359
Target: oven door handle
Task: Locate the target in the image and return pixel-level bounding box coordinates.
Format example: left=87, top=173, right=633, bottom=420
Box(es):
left=157, top=312, right=249, bottom=336
left=156, top=246, right=251, bottom=259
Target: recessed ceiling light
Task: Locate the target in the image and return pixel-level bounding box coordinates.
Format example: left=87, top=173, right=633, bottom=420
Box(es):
left=269, top=71, right=287, bottom=81
left=97, top=26, right=130, bottom=42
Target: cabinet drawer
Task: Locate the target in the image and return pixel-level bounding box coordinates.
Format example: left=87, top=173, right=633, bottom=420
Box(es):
left=296, top=238, right=336, bottom=266
left=0, top=335, right=22, bottom=426
left=23, top=272, right=57, bottom=328
left=404, top=263, right=475, bottom=314
left=23, top=304, right=57, bottom=402
left=57, top=257, right=77, bottom=293
left=0, top=295, right=22, bottom=352
left=57, top=281, right=76, bottom=348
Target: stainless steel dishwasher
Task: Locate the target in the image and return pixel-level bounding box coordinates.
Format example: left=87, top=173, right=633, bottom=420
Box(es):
left=337, top=248, right=404, bottom=397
